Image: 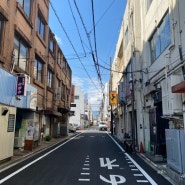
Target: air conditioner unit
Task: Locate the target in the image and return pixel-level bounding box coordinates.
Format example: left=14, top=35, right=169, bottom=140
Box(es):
left=14, top=137, right=25, bottom=148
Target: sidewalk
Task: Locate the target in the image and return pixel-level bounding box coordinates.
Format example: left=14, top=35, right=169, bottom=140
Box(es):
left=0, top=133, right=75, bottom=172
left=138, top=153, right=185, bottom=185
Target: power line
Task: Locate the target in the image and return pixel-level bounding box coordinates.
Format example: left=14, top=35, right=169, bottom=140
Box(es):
left=49, top=1, right=101, bottom=93
left=73, top=0, right=103, bottom=92
left=67, top=0, right=86, bottom=56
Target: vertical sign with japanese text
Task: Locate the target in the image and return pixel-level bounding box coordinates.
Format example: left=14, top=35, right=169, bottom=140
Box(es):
left=16, top=76, right=26, bottom=96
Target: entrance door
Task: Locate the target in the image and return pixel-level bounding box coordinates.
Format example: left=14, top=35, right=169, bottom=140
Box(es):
left=149, top=102, right=169, bottom=156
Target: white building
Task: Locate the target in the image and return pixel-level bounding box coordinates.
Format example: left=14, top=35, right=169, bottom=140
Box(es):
left=69, top=86, right=85, bottom=128
left=111, top=0, right=185, bottom=173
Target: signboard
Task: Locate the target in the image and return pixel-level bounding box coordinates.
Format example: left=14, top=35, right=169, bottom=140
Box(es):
left=109, top=91, right=117, bottom=105
left=16, top=76, right=26, bottom=96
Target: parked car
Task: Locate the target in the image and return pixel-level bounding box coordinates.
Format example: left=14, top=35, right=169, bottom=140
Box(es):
left=68, top=123, right=76, bottom=132
left=99, top=121, right=108, bottom=131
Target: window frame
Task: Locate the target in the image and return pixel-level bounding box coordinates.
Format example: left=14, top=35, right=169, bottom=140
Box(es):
left=17, top=0, right=31, bottom=18
left=47, top=69, right=53, bottom=88
left=37, top=12, right=45, bottom=40
left=149, top=12, right=171, bottom=63
left=34, top=57, right=43, bottom=83
left=14, top=35, right=29, bottom=71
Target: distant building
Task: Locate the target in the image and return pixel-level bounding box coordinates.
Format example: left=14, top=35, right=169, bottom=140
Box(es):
left=69, top=86, right=85, bottom=128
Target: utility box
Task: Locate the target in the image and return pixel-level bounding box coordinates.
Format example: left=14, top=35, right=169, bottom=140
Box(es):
left=165, top=129, right=185, bottom=173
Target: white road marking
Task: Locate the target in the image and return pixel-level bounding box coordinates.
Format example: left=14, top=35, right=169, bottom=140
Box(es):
left=137, top=180, right=149, bottom=183
left=82, top=168, right=90, bottom=170
left=78, top=179, right=90, bottom=181
left=81, top=173, right=90, bottom=175
left=0, top=132, right=83, bottom=184
left=108, top=133, right=158, bottom=185
left=131, top=169, right=139, bottom=171
left=134, top=174, right=143, bottom=176
left=129, top=165, right=135, bottom=167
left=84, top=164, right=89, bottom=166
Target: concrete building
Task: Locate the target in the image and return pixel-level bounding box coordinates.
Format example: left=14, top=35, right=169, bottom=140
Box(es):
left=69, top=86, right=85, bottom=129
left=111, top=0, right=185, bottom=182
left=0, top=0, right=71, bottom=161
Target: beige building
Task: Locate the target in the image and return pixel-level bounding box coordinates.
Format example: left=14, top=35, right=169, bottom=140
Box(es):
left=111, top=1, right=185, bottom=176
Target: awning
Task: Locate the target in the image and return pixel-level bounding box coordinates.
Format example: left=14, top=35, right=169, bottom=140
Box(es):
left=172, top=81, right=185, bottom=93
left=44, top=110, right=62, bottom=117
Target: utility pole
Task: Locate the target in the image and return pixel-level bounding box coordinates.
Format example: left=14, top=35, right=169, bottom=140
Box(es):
left=109, top=57, right=113, bottom=135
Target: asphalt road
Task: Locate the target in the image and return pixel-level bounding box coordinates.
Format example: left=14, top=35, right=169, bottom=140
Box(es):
left=0, top=130, right=173, bottom=185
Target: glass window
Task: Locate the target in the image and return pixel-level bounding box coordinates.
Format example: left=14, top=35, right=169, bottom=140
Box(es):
left=57, top=51, right=62, bottom=65
left=37, top=13, right=45, bottom=40
left=49, top=37, right=54, bottom=52
left=149, top=13, right=171, bottom=63
left=34, top=58, right=43, bottom=82
left=14, top=36, right=28, bottom=71
left=47, top=70, right=52, bottom=88
left=75, top=96, right=79, bottom=100
left=17, top=0, right=31, bottom=17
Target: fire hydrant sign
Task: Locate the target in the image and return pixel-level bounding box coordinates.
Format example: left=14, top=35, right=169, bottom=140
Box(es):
left=16, top=76, right=26, bottom=96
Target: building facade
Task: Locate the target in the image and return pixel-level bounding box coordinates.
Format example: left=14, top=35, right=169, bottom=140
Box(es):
left=111, top=0, right=185, bottom=171
left=0, top=0, right=72, bottom=161
left=69, top=86, right=85, bottom=129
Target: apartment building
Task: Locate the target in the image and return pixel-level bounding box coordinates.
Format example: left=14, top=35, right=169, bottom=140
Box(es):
left=111, top=0, right=185, bottom=174
left=0, top=0, right=72, bottom=161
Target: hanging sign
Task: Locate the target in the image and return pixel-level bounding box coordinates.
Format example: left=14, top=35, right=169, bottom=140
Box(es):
left=109, top=91, right=117, bottom=105
left=16, top=76, right=26, bottom=96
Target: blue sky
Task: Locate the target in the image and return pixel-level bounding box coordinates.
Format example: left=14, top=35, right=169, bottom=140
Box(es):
left=49, top=0, right=126, bottom=111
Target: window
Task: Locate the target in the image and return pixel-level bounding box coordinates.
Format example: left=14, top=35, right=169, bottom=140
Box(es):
left=75, top=95, right=79, bottom=100
left=57, top=50, right=62, bottom=66
left=49, top=37, right=54, bottom=52
left=61, top=83, right=65, bottom=99
left=47, top=70, right=52, bottom=88
left=37, top=12, right=45, bottom=40
left=14, top=35, right=28, bottom=71
left=125, top=27, right=129, bottom=47
left=17, top=0, right=31, bottom=17
left=34, top=57, right=43, bottom=82
left=8, top=114, right=15, bottom=132
left=150, top=13, right=171, bottom=63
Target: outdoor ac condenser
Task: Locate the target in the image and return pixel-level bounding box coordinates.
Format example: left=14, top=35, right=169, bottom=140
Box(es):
left=14, top=137, right=25, bottom=148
